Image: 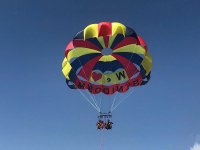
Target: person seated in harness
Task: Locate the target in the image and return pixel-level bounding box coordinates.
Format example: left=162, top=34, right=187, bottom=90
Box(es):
left=96, top=120, right=105, bottom=129
left=105, top=119, right=113, bottom=130
left=96, top=121, right=101, bottom=129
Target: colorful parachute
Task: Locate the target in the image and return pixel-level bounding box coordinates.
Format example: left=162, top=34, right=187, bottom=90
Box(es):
left=62, top=22, right=152, bottom=96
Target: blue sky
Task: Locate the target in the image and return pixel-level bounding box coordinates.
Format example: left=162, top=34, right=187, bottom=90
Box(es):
left=0, top=0, right=200, bottom=150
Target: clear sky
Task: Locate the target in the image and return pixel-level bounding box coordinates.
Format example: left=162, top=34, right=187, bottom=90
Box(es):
left=0, top=0, right=200, bottom=150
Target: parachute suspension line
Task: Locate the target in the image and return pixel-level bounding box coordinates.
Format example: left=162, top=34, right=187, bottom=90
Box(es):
left=106, top=55, right=112, bottom=113
left=86, top=90, right=100, bottom=112
left=77, top=84, right=100, bottom=111
left=111, top=48, right=136, bottom=111
left=79, top=90, right=100, bottom=112
left=90, top=92, right=101, bottom=112
left=98, top=70, right=104, bottom=112
left=98, top=93, right=103, bottom=112
left=111, top=89, right=134, bottom=111
left=75, top=52, right=100, bottom=110
left=75, top=51, right=96, bottom=101
left=104, top=53, right=116, bottom=113
left=110, top=91, right=119, bottom=112
left=68, top=57, right=100, bottom=112
left=100, top=94, right=102, bottom=111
